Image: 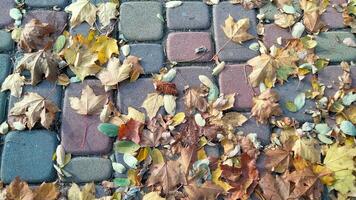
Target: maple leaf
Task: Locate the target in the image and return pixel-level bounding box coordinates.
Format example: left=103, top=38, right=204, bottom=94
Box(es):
left=19, top=19, right=55, bottom=52
left=6, top=177, right=34, bottom=200
left=16, top=50, right=60, bottom=86
left=33, top=182, right=59, bottom=200
left=97, top=2, right=118, bottom=28
left=123, top=56, right=144, bottom=82
left=1, top=73, right=26, bottom=97
left=292, top=137, right=321, bottom=163
left=142, top=92, right=164, bottom=119
left=69, top=85, right=107, bottom=115
left=67, top=183, right=95, bottom=200
left=274, top=13, right=296, bottom=28
left=97, top=57, right=132, bottom=87
left=251, top=89, right=282, bottom=124
left=154, top=81, right=178, bottom=96
left=259, top=173, right=290, bottom=200
left=147, top=160, right=185, bottom=194
left=65, top=0, right=98, bottom=28
left=9, top=92, right=60, bottom=129
left=140, top=116, right=166, bottom=147
left=222, top=15, right=254, bottom=44
left=300, top=0, right=325, bottom=33
left=265, top=147, right=292, bottom=173
left=183, top=87, right=208, bottom=113
left=184, top=181, right=224, bottom=200
left=90, top=35, right=119, bottom=64
left=118, top=119, right=144, bottom=144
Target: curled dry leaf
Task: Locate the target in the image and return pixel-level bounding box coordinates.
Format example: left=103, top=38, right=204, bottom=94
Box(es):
left=123, top=56, right=144, bottom=82
left=65, top=0, right=98, bottom=28
left=33, top=182, right=59, bottom=200
left=19, top=19, right=55, bottom=52
left=1, top=73, right=25, bottom=97
left=67, top=182, right=95, bottom=200
left=274, top=13, right=296, bottom=28
left=97, top=57, right=132, bottom=87
left=230, top=0, right=265, bottom=9
left=69, top=85, right=107, bottom=115
left=251, top=89, right=282, bottom=124
left=222, top=15, right=255, bottom=44
left=183, top=87, right=208, bottom=113
left=154, top=81, right=178, bottom=96
left=119, top=119, right=144, bottom=144
left=141, top=92, right=164, bottom=119
left=259, top=173, right=290, bottom=200
left=97, top=2, right=119, bottom=28
left=6, top=177, right=34, bottom=200
left=9, top=92, right=60, bottom=129
left=184, top=181, right=224, bottom=200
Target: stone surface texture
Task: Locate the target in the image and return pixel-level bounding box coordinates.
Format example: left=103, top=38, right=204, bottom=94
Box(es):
left=25, top=0, right=69, bottom=8
left=23, top=10, right=68, bottom=35
left=263, top=24, right=293, bottom=48
left=0, top=0, right=14, bottom=28
left=0, top=30, right=13, bottom=52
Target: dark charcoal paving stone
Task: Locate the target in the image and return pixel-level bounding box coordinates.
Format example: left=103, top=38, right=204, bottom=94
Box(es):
left=0, top=93, right=7, bottom=123
left=61, top=80, right=113, bottom=155
left=167, top=2, right=210, bottom=30
left=274, top=78, right=314, bottom=122
left=23, top=10, right=68, bottom=36
left=119, top=2, right=163, bottom=41
left=263, top=24, right=293, bottom=48
left=320, top=0, right=346, bottom=29
left=119, top=44, right=164, bottom=74
left=166, top=32, right=213, bottom=62
left=0, top=0, right=14, bottom=28
left=219, top=64, right=257, bottom=111
left=62, top=157, right=112, bottom=183
left=0, top=30, right=13, bottom=52
left=25, top=0, right=69, bottom=8
left=318, top=65, right=356, bottom=98
left=238, top=113, right=271, bottom=146
left=213, top=2, right=258, bottom=62
left=1, top=130, right=58, bottom=184
left=315, top=31, right=356, bottom=62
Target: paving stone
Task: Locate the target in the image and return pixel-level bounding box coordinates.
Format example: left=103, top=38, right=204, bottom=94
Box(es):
left=263, top=24, right=293, bottom=48
left=119, top=44, right=164, bottom=74
left=238, top=113, right=271, bottom=146
left=320, top=0, right=346, bottom=29
left=318, top=65, right=356, bottom=97
left=61, top=80, right=113, bottom=155
left=315, top=32, right=356, bottom=62
left=259, top=0, right=301, bottom=21
left=213, top=2, right=258, bottom=62
left=23, top=10, right=68, bottom=36
left=62, top=157, right=112, bottom=183
left=0, top=93, right=7, bottom=123
left=70, top=22, right=91, bottom=36
left=120, top=2, right=163, bottom=41
left=1, top=130, right=58, bottom=184
left=0, top=30, right=13, bottom=52
left=0, top=54, right=11, bottom=84
left=167, top=2, right=210, bottom=30
left=219, top=64, right=256, bottom=111
left=0, top=0, right=14, bottom=28
left=167, top=32, right=213, bottom=62
left=25, top=0, right=69, bottom=8
left=274, top=78, right=314, bottom=122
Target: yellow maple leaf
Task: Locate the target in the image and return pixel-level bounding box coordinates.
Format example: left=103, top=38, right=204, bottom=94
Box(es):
left=90, top=35, right=119, bottom=64
left=222, top=15, right=254, bottom=44
left=65, top=0, right=97, bottom=28
left=212, top=163, right=233, bottom=192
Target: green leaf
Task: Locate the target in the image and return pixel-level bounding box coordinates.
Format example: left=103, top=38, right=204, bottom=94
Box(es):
left=98, top=123, right=118, bottom=137
left=151, top=148, right=164, bottom=164
left=113, top=178, right=130, bottom=187
left=342, top=92, right=356, bottom=106
left=285, top=101, right=297, bottom=112
left=277, top=65, right=294, bottom=81
left=112, top=162, right=126, bottom=173
left=301, top=35, right=317, bottom=49
left=340, top=120, right=356, bottom=136
left=294, top=93, right=305, bottom=110
left=317, top=134, right=333, bottom=144
left=315, top=123, right=331, bottom=135
left=53, top=35, right=66, bottom=53
left=114, top=140, right=140, bottom=154
left=123, top=153, right=138, bottom=169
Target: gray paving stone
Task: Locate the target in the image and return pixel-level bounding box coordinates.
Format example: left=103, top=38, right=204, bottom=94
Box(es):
left=315, top=32, right=356, bottom=62
left=213, top=2, right=258, bottom=62
left=119, top=44, right=164, bottom=74
left=0, top=0, right=14, bottom=28
left=1, top=130, right=58, bottom=184
left=69, top=22, right=91, bottom=36
left=0, top=54, right=11, bottom=84
left=61, top=80, right=113, bottom=155
left=62, top=157, right=112, bottom=183
left=25, top=0, right=69, bottom=8
left=238, top=113, right=271, bottom=146
left=119, top=2, right=164, bottom=41
left=320, top=0, right=346, bottom=29
left=167, top=2, right=210, bottom=30
left=274, top=78, right=314, bottom=122
left=0, top=93, right=7, bottom=123
left=0, top=30, right=13, bottom=52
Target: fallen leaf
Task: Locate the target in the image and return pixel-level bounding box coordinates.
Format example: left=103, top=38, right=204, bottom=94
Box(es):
left=6, top=177, right=34, bottom=200
left=292, top=137, right=321, bottom=163
left=154, top=81, right=178, bottom=96
left=119, top=119, right=144, bottom=144
left=303, top=11, right=325, bottom=33
left=141, top=93, right=164, bottom=119
left=179, top=145, right=197, bottom=176
left=222, top=15, right=254, bottom=43
left=97, top=2, right=118, bottom=28
left=123, top=56, right=144, bottom=82
left=57, top=73, right=70, bottom=86
left=230, top=0, right=265, bottom=9
left=251, top=89, right=282, bottom=124
left=33, top=182, right=59, bottom=200
left=259, top=173, right=290, bottom=200
left=143, top=192, right=165, bottom=200
left=9, top=92, right=60, bottom=129
left=90, top=35, right=119, bottom=64
left=184, top=181, right=223, bottom=200
left=65, top=0, right=98, bottom=28
left=265, top=147, right=291, bottom=173
left=183, top=87, right=208, bottom=113
left=67, top=182, right=95, bottom=200
left=1, top=73, right=25, bottom=97
left=69, top=85, right=107, bottom=115
left=97, top=57, right=132, bottom=87
left=274, top=13, right=296, bottom=28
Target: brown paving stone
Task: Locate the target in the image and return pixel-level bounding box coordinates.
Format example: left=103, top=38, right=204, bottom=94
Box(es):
left=263, top=24, right=293, bottom=48
left=321, top=0, right=346, bottom=29
left=0, top=0, right=14, bottom=28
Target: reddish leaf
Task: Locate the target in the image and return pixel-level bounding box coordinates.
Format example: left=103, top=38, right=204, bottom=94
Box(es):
left=118, top=119, right=144, bottom=144
left=154, top=81, right=178, bottom=96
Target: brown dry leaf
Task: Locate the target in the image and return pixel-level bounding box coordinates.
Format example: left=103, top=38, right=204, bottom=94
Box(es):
left=274, top=13, right=296, bottom=28
left=65, top=0, right=98, bottom=28
left=259, top=173, right=290, bottom=200
left=1, top=73, right=26, bottom=97
left=179, top=145, right=197, bottom=176
left=222, top=15, right=255, bottom=44
left=57, top=73, right=70, bottom=86
left=251, top=89, right=282, bottom=124
left=222, top=112, right=248, bottom=128
left=97, top=57, right=132, bottom=87
left=16, top=50, right=60, bottom=86
left=123, top=56, right=144, bottom=82
left=343, top=10, right=356, bottom=33
left=229, top=0, right=265, bottom=9
left=19, top=19, right=55, bottom=52
left=33, top=182, right=59, bottom=200
left=303, top=11, right=325, bottom=33
left=265, top=147, right=292, bottom=173
left=183, top=87, right=208, bottom=113
left=118, top=119, right=144, bottom=144
left=147, top=160, right=185, bottom=194
left=6, top=177, right=34, bottom=200
left=69, top=85, right=107, bottom=115
left=9, top=92, right=60, bottom=129
left=154, top=81, right=178, bottom=96
left=141, top=92, right=164, bottom=119
left=184, top=181, right=224, bottom=200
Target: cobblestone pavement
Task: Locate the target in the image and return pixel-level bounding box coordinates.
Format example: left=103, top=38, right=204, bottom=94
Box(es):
left=0, top=0, right=355, bottom=198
